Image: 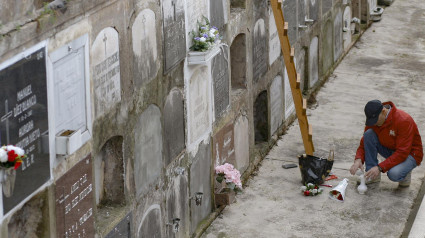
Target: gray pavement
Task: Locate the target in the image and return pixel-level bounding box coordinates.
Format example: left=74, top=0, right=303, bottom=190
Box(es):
left=202, top=0, right=425, bottom=237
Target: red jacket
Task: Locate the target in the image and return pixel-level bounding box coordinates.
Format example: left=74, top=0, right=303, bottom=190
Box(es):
left=355, top=101, right=423, bottom=172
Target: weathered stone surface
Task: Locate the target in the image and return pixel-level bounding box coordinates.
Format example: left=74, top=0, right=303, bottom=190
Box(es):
left=138, top=205, right=162, bottom=237
left=0, top=45, right=50, bottom=215
left=164, top=88, right=185, bottom=166
left=269, top=8, right=281, bottom=66
left=283, top=0, right=297, bottom=45
left=253, top=19, right=267, bottom=82
left=270, top=75, right=283, bottom=136
left=212, top=45, right=230, bottom=119
left=309, top=37, right=319, bottom=88
left=284, top=67, right=295, bottom=119
left=254, top=91, right=268, bottom=143
left=189, top=142, right=212, bottom=234
left=134, top=105, right=163, bottom=197
left=296, top=49, right=306, bottom=91
left=334, top=9, right=343, bottom=62
left=210, top=0, right=226, bottom=33
left=253, top=0, right=267, bottom=21
left=104, top=213, right=132, bottom=238
left=132, top=9, right=158, bottom=87
left=323, top=0, right=333, bottom=14
left=163, top=0, right=186, bottom=72
left=213, top=123, right=235, bottom=167
left=343, top=6, right=352, bottom=50
left=166, top=175, right=188, bottom=238
left=91, top=27, right=121, bottom=119
left=323, top=20, right=333, bottom=73
left=234, top=115, right=249, bottom=173
left=230, top=34, right=246, bottom=89
left=309, top=0, right=319, bottom=21
left=186, top=0, right=208, bottom=39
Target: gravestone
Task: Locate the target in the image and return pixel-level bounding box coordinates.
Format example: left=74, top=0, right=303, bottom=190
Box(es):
left=234, top=115, right=249, bottom=173
left=104, top=213, right=132, bottom=238
left=298, top=0, right=306, bottom=27
left=283, top=0, right=297, bottom=45
left=212, top=45, right=230, bottom=119
left=213, top=123, right=235, bottom=167
left=253, top=0, right=267, bottom=21
left=55, top=155, right=94, bottom=238
left=162, top=0, right=186, bottom=72
left=296, top=49, right=306, bottom=91
left=189, top=142, right=211, bottom=235
left=166, top=175, right=188, bottom=238
left=187, top=67, right=211, bottom=147
left=270, top=76, right=283, bottom=136
left=343, top=6, right=352, bottom=50
left=132, top=9, right=158, bottom=87
left=284, top=67, right=295, bottom=119
left=138, top=205, right=162, bottom=237
left=230, top=34, right=246, bottom=89
left=134, top=105, right=163, bottom=197
left=323, top=0, right=333, bottom=14
left=0, top=44, right=50, bottom=215
left=210, top=0, right=226, bottom=34
left=186, top=0, right=208, bottom=41
left=309, top=0, right=319, bottom=21
left=164, top=88, right=185, bottom=166
left=269, top=8, right=281, bottom=66
left=309, top=37, right=319, bottom=88
left=322, top=21, right=333, bottom=74
left=253, top=19, right=267, bottom=82
left=91, top=27, right=121, bottom=119
left=334, top=9, right=343, bottom=62
left=254, top=91, right=268, bottom=143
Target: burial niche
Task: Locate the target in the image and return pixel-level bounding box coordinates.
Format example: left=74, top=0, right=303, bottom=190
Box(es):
left=230, top=0, right=245, bottom=8
left=230, top=34, right=246, bottom=90
left=254, top=91, right=269, bottom=144
left=95, top=136, right=125, bottom=206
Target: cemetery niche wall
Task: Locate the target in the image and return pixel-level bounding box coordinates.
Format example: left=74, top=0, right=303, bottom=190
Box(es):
left=0, top=42, right=50, bottom=216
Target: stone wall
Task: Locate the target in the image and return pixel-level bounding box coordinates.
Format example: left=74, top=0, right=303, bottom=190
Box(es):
left=0, top=0, right=371, bottom=237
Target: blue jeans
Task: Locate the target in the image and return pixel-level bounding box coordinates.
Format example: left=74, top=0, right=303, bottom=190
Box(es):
left=363, top=129, right=417, bottom=182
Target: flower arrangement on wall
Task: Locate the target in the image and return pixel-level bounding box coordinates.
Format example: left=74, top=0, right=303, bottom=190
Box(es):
left=0, top=145, right=26, bottom=170
left=190, top=16, right=221, bottom=52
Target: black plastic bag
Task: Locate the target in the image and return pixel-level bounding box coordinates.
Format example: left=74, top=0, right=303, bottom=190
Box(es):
left=298, top=151, right=334, bottom=185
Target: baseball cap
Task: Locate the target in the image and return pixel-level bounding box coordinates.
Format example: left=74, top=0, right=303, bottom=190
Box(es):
left=364, top=100, right=383, bottom=126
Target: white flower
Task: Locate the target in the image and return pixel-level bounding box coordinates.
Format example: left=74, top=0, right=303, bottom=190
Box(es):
left=209, top=32, right=215, bottom=38
left=0, top=148, right=7, bottom=163
left=307, top=183, right=314, bottom=188
left=15, top=147, right=25, bottom=156
left=318, top=188, right=323, bottom=193
left=300, top=186, right=307, bottom=192
left=312, top=189, right=318, bottom=194
left=199, top=37, right=206, bottom=42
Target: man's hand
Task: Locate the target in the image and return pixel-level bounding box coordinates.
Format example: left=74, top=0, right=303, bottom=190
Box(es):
left=350, top=159, right=364, bottom=175
left=365, top=166, right=380, bottom=181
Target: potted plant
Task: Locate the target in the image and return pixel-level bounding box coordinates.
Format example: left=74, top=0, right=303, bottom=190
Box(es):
left=214, top=163, right=242, bottom=206
left=187, top=16, right=222, bottom=65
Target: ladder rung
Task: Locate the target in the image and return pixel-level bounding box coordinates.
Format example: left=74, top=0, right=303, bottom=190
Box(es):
left=302, top=98, right=307, bottom=114
left=284, top=22, right=288, bottom=36
left=308, top=124, right=313, bottom=140
left=290, top=48, right=295, bottom=63
left=278, top=0, right=283, bottom=2
left=296, top=74, right=300, bottom=89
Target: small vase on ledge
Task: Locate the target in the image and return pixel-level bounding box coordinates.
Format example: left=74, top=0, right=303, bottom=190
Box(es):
left=214, top=187, right=236, bottom=206
left=0, top=167, right=17, bottom=198
left=187, top=43, right=221, bottom=65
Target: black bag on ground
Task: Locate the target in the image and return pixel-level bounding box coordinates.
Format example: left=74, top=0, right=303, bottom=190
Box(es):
left=298, top=151, right=334, bottom=185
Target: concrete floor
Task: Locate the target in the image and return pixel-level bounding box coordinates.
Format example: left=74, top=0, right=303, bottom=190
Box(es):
left=202, top=0, right=425, bottom=237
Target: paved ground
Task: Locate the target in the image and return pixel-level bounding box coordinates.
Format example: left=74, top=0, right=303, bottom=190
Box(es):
left=202, top=0, right=425, bottom=237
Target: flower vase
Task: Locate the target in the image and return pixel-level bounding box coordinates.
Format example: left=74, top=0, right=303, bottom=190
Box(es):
left=215, top=188, right=236, bottom=206
left=187, top=43, right=221, bottom=65
left=0, top=167, right=16, bottom=198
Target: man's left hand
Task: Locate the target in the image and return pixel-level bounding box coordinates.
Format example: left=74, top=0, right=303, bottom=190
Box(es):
left=365, top=166, right=380, bottom=181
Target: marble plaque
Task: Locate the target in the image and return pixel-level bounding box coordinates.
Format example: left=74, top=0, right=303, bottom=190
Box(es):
left=166, top=175, right=188, bottom=237
left=55, top=155, right=94, bottom=238
left=234, top=115, right=249, bottom=173
left=343, top=6, right=352, bottom=50
left=189, top=142, right=211, bottom=234
left=134, top=105, right=163, bottom=197
left=0, top=44, right=50, bottom=215
left=163, top=0, right=186, bottom=72
left=91, top=27, right=121, bottom=119
left=296, top=49, right=306, bottom=91
left=269, top=8, right=281, bottom=66
left=323, top=21, right=333, bottom=73
left=253, top=19, right=267, bottom=82
left=212, top=45, right=230, bottom=119
left=334, top=9, right=343, bottom=62
left=186, top=0, right=208, bottom=42
left=210, top=0, right=226, bottom=33
left=213, top=123, right=235, bottom=167
left=284, top=67, right=295, bottom=119
left=309, top=37, right=319, bottom=88
left=105, top=213, right=132, bottom=238
left=138, top=205, right=162, bottom=237
left=309, top=0, right=319, bottom=20
left=132, top=9, right=158, bottom=87
left=187, top=67, right=211, bottom=146
left=164, top=88, right=185, bottom=166
left=283, top=0, right=297, bottom=45
left=270, top=76, right=283, bottom=136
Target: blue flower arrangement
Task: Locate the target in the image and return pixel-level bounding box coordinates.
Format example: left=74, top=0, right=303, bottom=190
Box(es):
left=190, top=16, right=221, bottom=52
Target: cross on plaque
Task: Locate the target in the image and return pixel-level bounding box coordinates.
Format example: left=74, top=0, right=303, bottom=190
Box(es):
left=103, top=33, right=108, bottom=56
left=172, top=0, right=177, bottom=21
left=1, top=100, right=13, bottom=145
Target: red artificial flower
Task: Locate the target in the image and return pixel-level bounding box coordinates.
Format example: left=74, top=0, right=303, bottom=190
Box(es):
left=338, top=194, right=343, bottom=201
left=304, top=190, right=310, bottom=196
left=14, top=161, right=22, bottom=170
left=7, top=150, right=18, bottom=162
left=332, top=190, right=338, bottom=195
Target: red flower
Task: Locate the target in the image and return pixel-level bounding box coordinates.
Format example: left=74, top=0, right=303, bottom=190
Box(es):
left=14, top=161, right=22, bottom=170
left=7, top=150, right=18, bottom=162
left=332, top=190, right=338, bottom=195
left=304, top=190, right=310, bottom=196
left=338, top=194, right=343, bottom=201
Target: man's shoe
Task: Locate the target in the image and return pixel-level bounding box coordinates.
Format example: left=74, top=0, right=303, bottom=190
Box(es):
left=399, top=172, right=411, bottom=187
left=357, top=173, right=381, bottom=185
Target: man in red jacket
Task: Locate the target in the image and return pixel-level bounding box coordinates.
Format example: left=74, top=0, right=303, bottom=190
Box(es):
left=350, top=100, right=423, bottom=187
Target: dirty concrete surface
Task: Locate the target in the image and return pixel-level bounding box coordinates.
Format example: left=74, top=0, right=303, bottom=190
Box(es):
left=202, top=0, right=425, bottom=237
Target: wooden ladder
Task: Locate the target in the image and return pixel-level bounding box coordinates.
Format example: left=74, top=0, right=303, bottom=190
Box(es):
left=271, top=0, right=315, bottom=155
